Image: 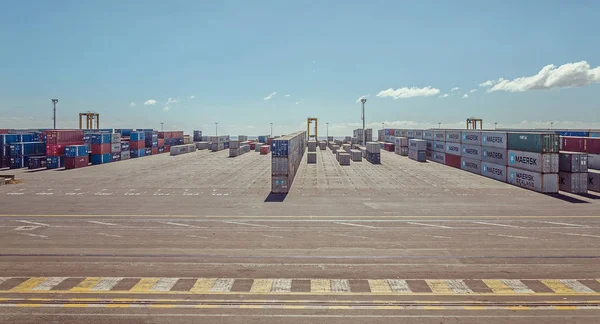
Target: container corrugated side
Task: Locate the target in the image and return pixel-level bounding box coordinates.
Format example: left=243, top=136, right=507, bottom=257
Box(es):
left=446, top=130, right=461, bottom=143
left=589, top=170, right=600, bottom=192
left=461, top=144, right=482, bottom=160
left=589, top=154, right=600, bottom=170
left=445, top=142, right=461, bottom=156
left=482, top=147, right=507, bottom=165
left=408, top=139, right=426, bottom=151
left=507, top=167, right=559, bottom=193
left=481, top=162, right=507, bottom=182
left=434, top=130, right=446, bottom=141
left=482, top=132, right=508, bottom=149
left=431, top=151, right=446, bottom=164
left=559, top=152, right=588, bottom=173
left=433, top=141, right=445, bottom=153
left=423, top=130, right=434, bottom=141
left=461, top=131, right=482, bottom=145
left=507, top=132, right=559, bottom=153
left=461, top=157, right=481, bottom=174
left=508, top=150, right=559, bottom=173
left=558, top=172, right=587, bottom=194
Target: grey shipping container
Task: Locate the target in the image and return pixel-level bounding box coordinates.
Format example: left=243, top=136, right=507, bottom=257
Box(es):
left=461, top=144, right=482, bottom=160
left=507, top=132, right=560, bottom=153
left=339, top=153, right=351, bottom=165
left=111, top=143, right=121, bottom=153
left=366, top=142, right=381, bottom=153
left=587, top=153, right=600, bottom=170
left=319, top=142, right=327, bottom=150
left=327, top=136, right=334, bottom=142
left=307, top=152, right=317, bottom=164
left=423, top=130, right=434, bottom=140
left=461, top=131, right=482, bottom=145
left=446, top=130, right=461, bottom=143
left=414, top=130, right=424, bottom=139
left=426, top=140, right=433, bottom=151
left=308, top=140, right=317, bottom=152
left=482, top=132, right=508, bottom=149
left=272, top=157, right=290, bottom=175
left=272, top=175, right=292, bottom=194
left=255, top=143, right=264, bottom=152
left=350, top=149, right=362, bottom=161
left=482, top=147, right=507, bottom=165
left=481, top=162, right=507, bottom=182
left=446, top=142, right=462, bottom=156
left=120, top=150, right=131, bottom=160
left=408, top=139, right=427, bottom=151
left=461, top=157, right=481, bottom=174
left=399, top=146, right=409, bottom=156
left=434, top=130, right=446, bottom=141
left=559, top=152, right=588, bottom=173
left=407, top=130, right=415, bottom=138
left=589, top=170, right=600, bottom=192
left=433, top=141, right=445, bottom=153
left=508, top=150, right=559, bottom=173
left=558, top=172, right=588, bottom=194
left=394, top=137, right=408, bottom=147
left=507, top=167, right=559, bottom=193
left=408, top=149, right=426, bottom=162
left=229, top=141, right=240, bottom=149
left=432, top=151, right=446, bottom=164
left=196, top=142, right=209, bottom=150
left=331, top=145, right=340, bottom=153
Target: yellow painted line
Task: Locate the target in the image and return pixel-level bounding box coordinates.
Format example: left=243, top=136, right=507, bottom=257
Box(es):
left=368, top=280, right=392, bottom=293
left=106, top=304, right=131, bottom=308
left=283, top=305, right=306, bottom=309
left=130, top=278, right=160, bottom=292
left=195, top=305, right=218, bottom=309
left=0, top=298, right=9, bottom=301
left=16, top=304, right=42, bottom=307
left=463, top=306, right=486, bottom=310
left=150, top=304, right=175, bottom=308
left=70, top=298, right=99, bottom=302
left=311, top=279, right=331, bottom=293
left=11, top=277, right=47, bottom=292
left=250, top=279, right=273, bottom=293
left=425, top=280, right=452, bottom=294
left=508, top=306, right=530, bottom=310
left=555, top=306, right=578, bottom=310
left=27, top=298, right=52, bottom=301
left=328, top=306, right=351, bottom=310
left=423, top=306, right=445, bottom=310
left=376, top=306, right=402, bottom=310
left=3, top=214, right=600, bottom=219
left=541, top=280, right=575, bottom=294
left=240, top=305, right=264, bottom=309
left=63, top=304, right=89, bottom=308
left=483, top=279, right=512, bottom=294
left=190, top=278, right=217, bottom=292
left=70, top=278, right=101, bottom=292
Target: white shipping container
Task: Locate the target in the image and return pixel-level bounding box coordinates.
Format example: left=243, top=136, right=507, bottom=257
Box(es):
left=407, top=130, right=415, bottom=138
left=432, top=151, right=446, bottom=164
left=408, top=139, right=427, bottom=151
left=559, top=172, right=588, bottom=194
left=481, top=162, right=507, bottom=182
left=414, top=130, right=424, bottom=139
left=433, top=141, right=445, bottom=153
left=446, top=130, right=461, bottom=143
left=461, top=144, right=482, bottom=160
left=339, top=153, right=351, bottom=165
left=508, top=167, right=559, bottom=193
left=350, top=149, right=362, bottom=161
left=508, top=150, right=559, bottom=173
left=461, top=157, right=481, bottom=174
left=423, top=130, right=434, bottom=140
left=482, top=132, right=508, bottom=149
left=434, top=130, right=446, bottom=141
left=366, top=142, right=381, bottom=153
left=196, top=142, right=210, bottom=150
left=394, top=137, right=409, bottom=147
left=446, top=142, right=462, bottom=156
left=588, top=154, right=600, bottom=170
left=482, top=147, right=507, bottom=165
left=461, top=131, right=482, bottom=145
left=589, top=170, right=600, bottom=192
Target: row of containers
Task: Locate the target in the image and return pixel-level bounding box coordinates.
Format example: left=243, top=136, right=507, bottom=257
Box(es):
left=0, top=129, right=184, bottom=170
left=271, top=131, right=307, bottom=194
left=378, top=128, right=600, bottom=142
left=382, top=129, right=600, bottom=194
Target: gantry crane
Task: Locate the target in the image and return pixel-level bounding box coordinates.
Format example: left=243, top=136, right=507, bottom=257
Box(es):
left=79, top=112, right=100, bottom=129
left=466, top=117, right=483, bottom=130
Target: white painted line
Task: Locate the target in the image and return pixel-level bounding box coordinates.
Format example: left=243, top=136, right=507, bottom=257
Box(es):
left=210, top=279, right=235, bottom=292
left=496, top=234, right=531, bottom=239
left=560, top=280, right=595, bottom=293
left=386, top=279, right=412, bottom=293
left=224, top=221, right=268, bottom=228
left=88, top=221, right=118, bottom=226
left=472, top=221, right=522, bottom=228
left=445, top=279, right=474, bottom=294
left=151, top=278, right=179, bottom=292
left=97, top=233, right=122, bottom=238
left=19, top=233, right=48, bottom=239
left=334, top=222, right=379, bottom=229
left=333, top=233, right=370, bottom=239
left=554, top=232, right=600, bottom=239
left=406, top=222, right=452, bottom=229
left=162, top=222, right=194, bottom=228
left=92, top=277, right=123, bottom=291
left=502, top=279, right=534, bottom=293
left=17, top=220, right=49, bottom=227
left=0, top=277, right=10, bottom=285
left=32, top=277, right=67, bottom=291
left=261, top=234, right=284, bottom=239
left=272, top=279, right=292, bottom=292
left=432, top=235, right=452, bottom=239
left=330, top=279, right=350, bottom=292
left=14, top=226, right=40, bottom=231
left=186, top=235, right=209, bottom=239
left=541, top=221, right=586, bottom=227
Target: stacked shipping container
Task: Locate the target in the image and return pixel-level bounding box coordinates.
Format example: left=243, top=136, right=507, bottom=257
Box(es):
left=271, top=131, right=307, bottom=194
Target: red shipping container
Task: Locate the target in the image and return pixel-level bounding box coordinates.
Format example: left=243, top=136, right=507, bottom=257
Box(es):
left=587, top=137, right=600, bottom=154
left=46, top=141, right=84, bottom=156
left=152, top=147, right=158, bottom=155
left=445, top=153, right=461, bottom=168
left=0, top=129, right=8, bottom=134
left=130, top=141, right=145, bottom=150
left=561, top=136, right=587, bottom=152
left=250, top=143, right=256, bottom=150
left=91, top=143, right=111, bottom=155
left=164, top=145, right=170, bottom=152
left=44, top=130, right=84, bottom=145
left=158, top=138, right=165, bottom=146
left=260, top=145, right=270, bottom=155
left=384, top=143, right=395, bottom=152
left=65, top=156, right=89, bottom=169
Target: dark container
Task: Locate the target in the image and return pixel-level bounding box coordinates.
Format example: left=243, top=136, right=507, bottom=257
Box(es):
left=130, top=149, right=145, bottom=158
left=91, top=143, right=111, bottom=155
left=121, top=141, right=130, bottom=151
left=91, top=154, right=111, bottom=165
left=559, top=151, right=588, bottom=173
left=46, top=156, right=65, bottom=169
left=144, top=147, right=152, bottom=156
left=64, top=145, right=88, bottom=158
left=28, top=156, right=47, bottom=169
left=507, top=132, right=559, bottom=153
left=65, top=156, right=89, bottom=169
left=91, top=133, right=112, bottom=144
left=110, top=152, right=121, bottom=162
left=366, top=151, right=381, bottom=164
left=561, top=136, right=586, bottom=152
left=445, top=153, right=461, bottom=168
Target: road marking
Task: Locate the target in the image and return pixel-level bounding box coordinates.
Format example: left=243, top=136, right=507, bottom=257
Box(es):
left=386, top=280, right=412, bottom=293
left=332, top=233, right=371, bottom=239
left=541, top=280, right=594, bottom=294
left=190, top=278, right=217, bottom=292
left=471, top=221, right=521, bottom=228
left=93, top=278, right=123, bottom=291
left=272, top=279, right=292, bottom=292
left=311, top=279, right=330, bottom=293
left=71, top=278, right=101, bottom=292
left=31, top=277, right=67, bottom=291
left=261, top=234, right=284, bottom=239
left=541, top=221, right=586, bottom=227
left=331, top=279, right=350, bottom=292
left=368, top=280, right=391, bottom=293
left=406, top=222, right=452, bottom=229
left=18, top=233, right=48, bottom=239
left=426, top=280, right=473, bottom=294
left=14, top=226, right=40, bottom=231
left=97, top=233, right=122, bottom=238
left=210, top=279, right=234, bottom=292
left=161, top=222, right=198, bottom=228
left=17, top=220, right=49, bottom=227
left=87, top=221, right=118, bottom=226
left=250, top=279, right=273, bottom=292
left=0, top=278, right=10, bottom=285
left=151, top=278, right=179, bottom=292
left=554, top=232, right=600, bottom=239
left=224, top=221, right=268, bottom=228
left=432, top=235, right=452, bottom=239
left=483, top=280, right=534, bottom=294
left=334, top=222, right=379, bottom=229
left=4, top=214, right=600, bottom=219
left=11, top=278, right=49, bottom=292
left=495, top=234, right=531, bottom=239
left=130, top=278, right=160, bottom=292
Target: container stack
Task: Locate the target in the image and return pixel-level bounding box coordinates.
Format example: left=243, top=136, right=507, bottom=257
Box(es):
left=308, top=140, right=317, bottom=152
left=110, top=133, right=121, bottom=162
left=319, top=142, right=327, bottom=150
left=170, top=144, right=197, bottom=156
left=327, top=136, right=334, bottom=144
left=366, top=142, right=381, bottom=164
left=350, top=149, right=362, bottom=162
left=431, top=130, right=446, bottom=164
left=408, top=139, right=426, bottom=162
left=353, top=128, right=373, bottom=145
left=460, top=131, right=483, bottom=174
left=91, top=133, right=112, bottom=165
left=229, top=141, right=251, bottom=157
left=394, top=137, right=408, bottom=156
left=342, top=143, right=351, bottom=153
left=28, top=156, right=46, bottom=169
left=45, top=130, right=84, bottom=169
left=210, top=136, right=230, bottom=152
left=9, top=141, right=45, bottom=169
left=558, top=152, right=588, bottom=194
left=1, top=134, right=22, bottom=168
left=481, top=132, right=509, bottom=183
left=331, top=145, right=340, bottom=154
left=383, top=142, right=395, bottom=152
left=254, top=143, right=264, bottom=152
left=507, top=132, right=560, bottom=193
left=144, top=130, right=158, bottom=155
left=444, top=130, right=461, bottom=169
left=338, top=152, right=351, bottom=165
left=238, top=135, right=248, bottom=142
left=260, top=145, right=270, bottom=155
left=424, top=130, right=434, bottom=160
left=196, top=142, right=210, bottom=150
left=271, top=131, right=307, bottom=194
left=307, top=140, right=317, bottom=164
left=561, top=136, right=600, bottom=193
left=64, top=145, right=89, bottom=169
left=193, top=130, right=203, bottom=142
left=130, top=132, right=146, bottom=158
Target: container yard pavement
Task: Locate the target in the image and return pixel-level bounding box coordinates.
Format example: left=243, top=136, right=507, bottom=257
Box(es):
left=1, top=148, right=600, bottom=322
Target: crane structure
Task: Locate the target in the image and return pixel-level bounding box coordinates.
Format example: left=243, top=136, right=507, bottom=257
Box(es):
left=307, top=117, right=318, bottom=142
left=466, top=117, right=483, bottom=130
left=79, top=112, right=100, bottom=129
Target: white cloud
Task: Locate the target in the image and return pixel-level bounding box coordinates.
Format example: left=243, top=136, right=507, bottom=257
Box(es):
left=451, top=87, right=460, bottom=92
left=166, top=97, right=179, bottom=105
left=129, top=101, right=136, bottom=108
left=439, top=94, right=449, bottom=98
left=144, top=99, right=157, bottom=105
left=263, top=92, right=276, bottom=100
left=462, top=94, right=469, bottom=99
left=485, top=61, right=600, bottom=93
left=469, top=89, right=477, bottom=93
left=163, top=106, right=170, bottom=112
left=285, top=94, right=290, bottom=97
left=188, top=95, right=195, bottom=99
left=295, top=102, right=300, bottom=105
left=479, top=80, right=494, bottom=87
left=376, top=86, right=440, bottom=100
left=355, top=94, right=370, bottom=103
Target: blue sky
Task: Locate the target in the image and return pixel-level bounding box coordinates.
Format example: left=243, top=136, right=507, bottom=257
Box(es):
left=1, top=0, right=599, bottom=136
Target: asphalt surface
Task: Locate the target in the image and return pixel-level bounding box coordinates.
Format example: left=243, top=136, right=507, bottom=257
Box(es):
left=1, top=148, right=599, bottom=323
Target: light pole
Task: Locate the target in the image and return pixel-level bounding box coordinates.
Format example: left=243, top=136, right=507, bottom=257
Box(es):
left=361, top=98, right=367, bottom=145
left=215, top=122, right=218, bottom=137
left=550, top=122, right=554, bottom=129
left=326, top=122, right=329, bottom=142
left=494, top=122, right=497, bottom=130
left=381, top=122, right=384, bottom=130
left=438, top=122, right=441, bottom=129
left=51, top=99, right=58, bottom=129
left=270, top=123, right=273, bottom=137
left=160, top=122, right=164, bottom=132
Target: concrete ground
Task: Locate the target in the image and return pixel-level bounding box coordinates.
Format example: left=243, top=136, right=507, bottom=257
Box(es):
left=0, top=148, right=599, bottom=323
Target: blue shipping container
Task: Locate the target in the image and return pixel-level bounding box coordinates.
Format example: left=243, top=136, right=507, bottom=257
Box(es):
left=144, top=148, right=152, bottom=156
left=130, top=132, right=145, bottom=141
left=271, top=140, right=289, bottom=157
left=555, top=131, right=589, bottom=137
left=0, top=134, right=21, bottom=156
left=121, top=142, right=130, bottom=151
left=46, top=156, right=65, bottom=169
left=130, top=149, right=145, bottom=158
left=91, top=154, right=111, bottom=165
left=111, top=152, right=121, bottom=162
left=9, top=142, right=45, bottom=157
left=64, top=145, right=89, bottom=157
left=91, top=133, right=112, bottom=144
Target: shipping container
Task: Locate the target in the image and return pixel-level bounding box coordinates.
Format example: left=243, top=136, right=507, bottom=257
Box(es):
left=558, top=172, right=587, bottom=194
left=130, top=149, right=145, bottom=158
left=590, top=132, right=600, bottom=138
left=120, top=150, right=131, bottom=160
left=508, top=150, right=559, bottom=173
left=44, top=130, right=84, bottom=145
left=366, top=142, right=381, bottom=153
left=110, top=152, right=121, bottom=162
left=481, top=132, right=508, bottom=149
left=461, top=144, right=482, bottom=160
left=307, top=140, right=317, bottom=152
left=64, top=145, right=88, bottom=158
left=408, top=149, right=426, bottom=162
left=461, top=131, right=482, bottom=145
left=91, top=143, right=111, bottom=155
left=319, top=142, right=327, bottom=150
left=130, top=132, right=145, bottom=142
left=350, top=149, right=362, bottom=161
left=589, top=170, right=600, bottom=192
left=91, top=154, right=111, bottom=165
left=46, top=156, right=65, bottom=169
left=130, top=141, right=145, bottom=150
left=28, top=156, right=46, bottom=169
left=481, top=162, right=507, bottom=182
left=446, top=130, right=461, bottom=143
left=507, top=167, right=559, bottom=193
left=193, top=130, right=203, bottom=142
left=445, top=142, right=461, bottom=156
left=426, top=140, right=433, bottom=151
left=121, top=141, right=130, bottom=152
left=110, top=133, right=121, bottom=143
left=445, top=153, right=461, bottom=168
left=559, top=152, right=588, bottom=173
left=589, top=154, right=600, bottom=170
left=482, top=147, right=507, bottom=166
left=366, top=151, right=381, bottom=164
left=383, top=143, right=395, bottom=152
left=507, top=132, right=559, bottom=153
left=91, top=133, right=112, bottom=144
left=433, top=141, right=445, bottom=153
left=555, top=131, right=588, bottom=137
left=260, top=145, right=270, bottom=155
left=414, top=130, right=424, bottom=139
left=431, top=151, right=446, bottom=164
left=306, top=152, right=317, bottom=164
left=110, top=143, right=121, bottom=153
left=65, top=156, right=89, bottom=169
left=461, top=157, right=481, bottom=174
left=9, top=142, right=45, bottom=156
left=338, top=153, right=351, bottom=165
left=408, top=139, right=426, bottom=151
left=423, top=130, right=434, bottom=141
left=406, top=130, right=415, bottom=138
left=561, top=136, right=587, bottom=152
left=434, top=130, right=446, bottom=141
left=394, top=137, right=408, bottom=147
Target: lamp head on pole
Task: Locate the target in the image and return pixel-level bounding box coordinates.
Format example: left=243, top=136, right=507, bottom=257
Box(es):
left=51, top=99, right=58, bottom=104
left=360, top=98, right=367, bottom=104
